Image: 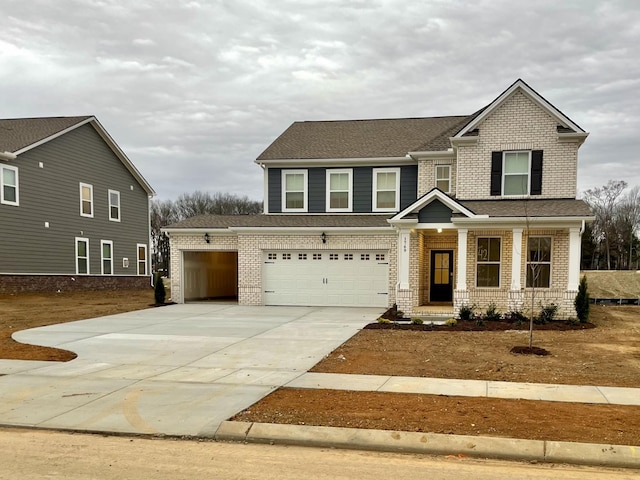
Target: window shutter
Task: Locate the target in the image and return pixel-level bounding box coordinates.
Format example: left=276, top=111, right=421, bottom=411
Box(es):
left=490, top=151, right=502, bottom=196
left=531, top=150, right=543, bottom=195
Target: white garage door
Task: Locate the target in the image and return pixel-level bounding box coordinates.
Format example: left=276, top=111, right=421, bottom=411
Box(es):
left=263, top=250, right=389, bottom=307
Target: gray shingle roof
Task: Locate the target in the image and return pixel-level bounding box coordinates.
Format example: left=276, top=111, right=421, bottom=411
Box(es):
left=164, top=214, right=392, bottom=229
left=0, top=116, right=92, bottom=152
left=256, top=115, right=473, bottom=160
left=457, top=199, right=593, bottom=217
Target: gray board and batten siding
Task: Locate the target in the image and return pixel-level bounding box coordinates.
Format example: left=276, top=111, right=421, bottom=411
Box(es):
left=0, top=123, right=150, bottom=276
left=267, top=165, right=418, bottom=213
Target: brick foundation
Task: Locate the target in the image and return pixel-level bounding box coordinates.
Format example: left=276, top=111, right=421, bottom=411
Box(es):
left=0, top=274, right=152, bottom=294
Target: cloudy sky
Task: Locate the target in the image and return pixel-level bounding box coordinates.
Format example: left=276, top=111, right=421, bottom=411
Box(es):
left=1, top=0, right=638, bottom=202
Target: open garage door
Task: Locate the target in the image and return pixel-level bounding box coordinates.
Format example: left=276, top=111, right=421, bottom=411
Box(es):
left=183, top=251, right=238, bottom=301
left=262, top=250, right=389, bottom=307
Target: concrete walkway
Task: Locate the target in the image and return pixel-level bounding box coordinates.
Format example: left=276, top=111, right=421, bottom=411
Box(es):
left=0, top=304, right=380, bottom=436
left=286, top=372, right=640, bottom=405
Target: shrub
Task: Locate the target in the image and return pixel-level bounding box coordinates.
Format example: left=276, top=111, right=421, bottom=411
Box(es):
left=575, top=275, right=590, bottom=323
left=475, top=315, right=486, bottom=327
left=458, top=303, right=475, bottom=321
left=411, top=317, right=424, bottom=325
left=505, top=309, right=527, bottom=327
left=485, top=302, right=501, bottom=321
left=154, top=274, right=166, bottom=305
left=377, top=317, right=392, bottom=324
left=537, top=303, right=558, bottom=324
left=444, top=318, right=457, bottom=327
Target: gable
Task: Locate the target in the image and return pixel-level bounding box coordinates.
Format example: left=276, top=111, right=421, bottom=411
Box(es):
left=418, top=199, right=453, bottom=223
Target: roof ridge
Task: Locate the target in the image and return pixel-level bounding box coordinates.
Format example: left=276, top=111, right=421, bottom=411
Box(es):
left=295, top=114, right=471, bottom=124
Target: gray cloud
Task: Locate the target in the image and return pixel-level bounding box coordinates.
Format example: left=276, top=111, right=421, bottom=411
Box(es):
left=1, top=0, right=638, bottom=200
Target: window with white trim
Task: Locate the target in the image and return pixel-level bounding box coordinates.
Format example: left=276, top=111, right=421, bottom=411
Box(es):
left=282, top=170, right=307, bottom=212
left=101, top=240, right=113, bottom=275
left=326, top=169, right=352, bottom=212
left=373, top=168, right=400, bottom=211
left=76, top=237, right=89, bottom=274
left=137, top=244, right=147, bottom=275
left=108, top=190, right=121, bottom=221
left=80, top=183, right=94, bottom=217
left=526, top=236, right=552, bottom=288
left=476, top=237, right=501, bottom=287
left=503, top=151, right=530, bottom=196
left=435, top=165, right=451, bottom=193
left=1, top=165, right=19, bottom=206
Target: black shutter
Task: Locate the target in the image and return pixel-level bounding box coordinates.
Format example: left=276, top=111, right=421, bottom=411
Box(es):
left=531, top=150, right=543, bottom=195
left=490, top=151, right=502, bottom=196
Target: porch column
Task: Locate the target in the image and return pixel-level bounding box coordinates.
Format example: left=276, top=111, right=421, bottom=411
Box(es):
left=398, top=229, right=411, bottom=289
left=511, top=228, right=523, bottom=290
left=456, top=228, right=468, bottom=291
left=567, top=227, right=582, bottom=291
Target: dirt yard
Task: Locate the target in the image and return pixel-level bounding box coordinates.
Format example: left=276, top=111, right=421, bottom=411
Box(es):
left=0, top=289, right=155, bottom=361
left=234, top=306, right=640, bottom=446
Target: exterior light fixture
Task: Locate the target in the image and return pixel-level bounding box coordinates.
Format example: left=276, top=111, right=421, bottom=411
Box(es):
left=321, top=232, right=327, bottom=243
left=204, top=233, right=210, bottom=243
left=437, top=228, right=443, bottom=233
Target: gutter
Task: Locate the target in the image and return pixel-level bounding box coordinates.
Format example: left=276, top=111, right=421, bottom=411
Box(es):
left=0, top=151, right=17, bottom=161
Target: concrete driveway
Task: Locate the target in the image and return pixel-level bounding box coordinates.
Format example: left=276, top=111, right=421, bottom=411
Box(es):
left=0, top=304, right=381, bottom=436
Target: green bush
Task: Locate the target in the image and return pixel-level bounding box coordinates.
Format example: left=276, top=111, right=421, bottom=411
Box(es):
left=410, top=317, right=424, bottom=325
left=505, top=309, right=527, bottom=327
left=485, top=302, right=501, bottom=321
left=537, top=303, right=558, bottom=324
left=458, top=303, right=475, bottom=321
left=377, top=317, right=392, bottom=324
left=574, top=275, right=590, bottom=323
left=444, top=318, right=457, bottom=327
left=154, top=274, right=166, bottom=305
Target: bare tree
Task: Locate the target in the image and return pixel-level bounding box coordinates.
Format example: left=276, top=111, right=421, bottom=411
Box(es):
left=617, top=186, right=640, bottom=269
left=583, top=180, right=627, bottom=269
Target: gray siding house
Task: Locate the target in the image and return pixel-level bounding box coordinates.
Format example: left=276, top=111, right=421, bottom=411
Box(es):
left=163, top=80, right=593, bottom=318
left=0, top=116, right=155, bottom=292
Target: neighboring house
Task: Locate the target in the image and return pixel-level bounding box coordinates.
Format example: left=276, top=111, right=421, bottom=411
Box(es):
left=0, top=116, right=155, bottom=293
left=163, top=80, right=593, bottom=317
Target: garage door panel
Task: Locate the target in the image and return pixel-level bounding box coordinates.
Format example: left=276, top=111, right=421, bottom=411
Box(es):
left=263, top=250, right=389, bottom=307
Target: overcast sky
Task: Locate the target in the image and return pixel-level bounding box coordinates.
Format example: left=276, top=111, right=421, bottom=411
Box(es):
left=1, top=0, right=638, bottom=202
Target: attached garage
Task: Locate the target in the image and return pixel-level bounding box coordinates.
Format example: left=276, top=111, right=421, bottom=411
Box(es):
left=262, top=250, right=389, bottom=307
left=183, top=251, right=238, bottom=301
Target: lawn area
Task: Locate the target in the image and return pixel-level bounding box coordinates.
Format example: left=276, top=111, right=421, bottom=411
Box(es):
left=0, top=289, right=156, bottom=361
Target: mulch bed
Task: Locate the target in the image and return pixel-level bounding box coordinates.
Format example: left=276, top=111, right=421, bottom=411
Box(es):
left=365, top=320, right=596, bottom=332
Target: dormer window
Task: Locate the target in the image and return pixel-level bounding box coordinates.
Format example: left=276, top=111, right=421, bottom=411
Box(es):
left=282, top=170, right=307, bottom=212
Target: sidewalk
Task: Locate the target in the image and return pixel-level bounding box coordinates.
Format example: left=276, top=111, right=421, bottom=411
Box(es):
left=285, top=372, right=640, bottom=405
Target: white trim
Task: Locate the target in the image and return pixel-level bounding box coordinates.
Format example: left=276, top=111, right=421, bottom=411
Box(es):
left=79, top=182, right=94, bottom=218
left=256, top=156, right=414, bottom=167
left=453, top=216, right=593, bottom=228
left=372, top=167, right=400, bottom=212
left=108, top=189, right=121, bottom=222
left=263, top=167, right=269, bottom=214
left=475, top=236, right=502, bottom=288
left=407, top=150, right=455, bottom=160
left=0, top=151, right=17, bottom=161
left=231, top=227, right=394, bottom=235
left=101, top=240, right=114, bottom=275
left=435, top=164, right=451, bottom=193
left=456, top=228, right=468, bottom=291
left=281, top=169, right=308, bottom=213
left=0, top=164, right=19, bottom=206
left=397, top=229, right=411, bottom=289
left=511, top=228, right=523, bottom=290
left=326, top=168, right=353, bottom=212
left=137, top=243, right=148, bottom=275
left=454, top=79, right=587, bottom=137
left=75, top=237, right=90, bottom=275
left=567, top=227, right=582, bottom=291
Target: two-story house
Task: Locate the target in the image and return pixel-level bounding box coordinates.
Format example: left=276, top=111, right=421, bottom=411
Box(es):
left=163, top=80, right=593, bottom=317
left=0, top=116, right=155, bottom=293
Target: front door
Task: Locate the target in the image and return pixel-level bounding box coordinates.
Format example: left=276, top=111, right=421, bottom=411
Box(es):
left=430, top=250, right=453, bottom=302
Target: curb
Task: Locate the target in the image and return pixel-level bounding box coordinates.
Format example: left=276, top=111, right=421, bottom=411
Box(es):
left=215, top=421, right=640, bottom=469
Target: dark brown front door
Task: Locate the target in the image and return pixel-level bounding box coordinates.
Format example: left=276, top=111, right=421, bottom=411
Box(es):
left=430, top=250, right=453, bottom=302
